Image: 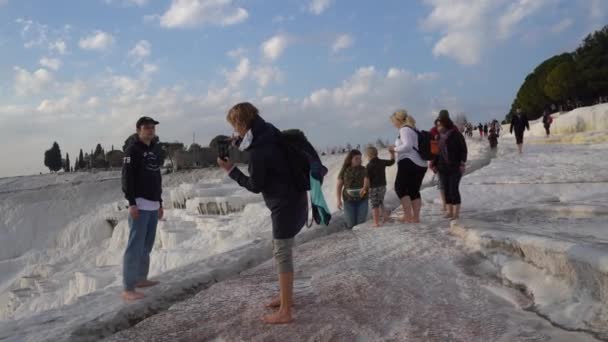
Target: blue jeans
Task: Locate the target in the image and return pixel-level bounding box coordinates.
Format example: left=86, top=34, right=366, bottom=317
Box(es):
left=123, top=209, right=159, bottom=291
left=344, top=198, right=369, bottom=229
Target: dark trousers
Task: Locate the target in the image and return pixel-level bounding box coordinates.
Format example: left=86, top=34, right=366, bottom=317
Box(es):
left=440, top=172, right=462, bottom=205
left=395, top=158, right=427, bottom=200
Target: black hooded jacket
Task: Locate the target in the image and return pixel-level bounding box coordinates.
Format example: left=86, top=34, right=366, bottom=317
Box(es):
left=229, top=116, right=307, bottom=239
left=121, top=134, right=163, bottom=207
left=510, top=114, right=530, bottom=134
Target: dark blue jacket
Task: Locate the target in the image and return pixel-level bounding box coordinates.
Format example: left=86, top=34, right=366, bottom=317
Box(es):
left=229, top=116, right=307, bottom=239
left=121, top=135, right=163, bottom=207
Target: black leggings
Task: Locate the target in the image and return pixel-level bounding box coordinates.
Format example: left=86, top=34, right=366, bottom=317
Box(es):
left=544, top=124, right=550, bottom=136
left=395, top=158, right=427, bottom=200
left=440, top=172, right=462, bottom=205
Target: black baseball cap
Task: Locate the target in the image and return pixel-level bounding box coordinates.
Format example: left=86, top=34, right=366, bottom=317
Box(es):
left=136, top=116, right=159, bottom=128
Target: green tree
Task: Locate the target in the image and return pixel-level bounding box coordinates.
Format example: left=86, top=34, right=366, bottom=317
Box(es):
left=78, top=149, right=85, bottom=169
left=44, top=142, right=63, bottom=172
left=64, top=153, right=71, bottom=172
left=574, top=26, right=608, bottom=100
left=545, top=60, right=579, bottom=102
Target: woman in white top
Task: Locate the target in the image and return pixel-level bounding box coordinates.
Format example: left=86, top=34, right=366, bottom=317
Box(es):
left=388, top=110, right=428, bottom=223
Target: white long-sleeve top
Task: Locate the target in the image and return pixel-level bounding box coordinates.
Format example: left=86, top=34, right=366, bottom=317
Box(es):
left=394, top=126, right=427, bottom=167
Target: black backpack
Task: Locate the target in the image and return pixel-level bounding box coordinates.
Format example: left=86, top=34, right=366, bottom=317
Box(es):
left=281, top=129, right=328, bottom=192
left=408, top=127, right=434, bottom=161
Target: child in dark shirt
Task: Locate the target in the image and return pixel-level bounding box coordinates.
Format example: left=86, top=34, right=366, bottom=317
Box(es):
left=365, top=146, right=396, bottom=227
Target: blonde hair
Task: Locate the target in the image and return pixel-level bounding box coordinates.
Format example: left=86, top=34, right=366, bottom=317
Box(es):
left=227, top=102, right=259, bottom=129
left=390, top=109, right=416, bottom=128
left=366, top=146, right=378, bottom=158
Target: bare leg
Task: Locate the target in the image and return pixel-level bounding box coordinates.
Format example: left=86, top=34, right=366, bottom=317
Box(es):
left=411, top=199, right=422, bottom=223
left=452, top=204, right=461, bottom=220
left=400, top=196, right=413, bottom=223
left=383, top=207, right=391, bottom=223
left=440, top=191, right=447, bottom=212
left=517, top=144, right=523, bottom=154
left=372, top=208, right=382, bottom=227
left=263, top=272, right=294, bottom=324
left=444, top=204, right=454, bottom=219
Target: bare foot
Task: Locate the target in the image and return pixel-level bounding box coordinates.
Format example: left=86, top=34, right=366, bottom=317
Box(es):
left=401, top=217, right=413, bottom=223
left=412, top=218, right=421, bottom=223
left=373, top=222, right=382, bottom=228
left=263, top=311, right=293, bottom=324
left=265, top=297, right=294, bottom=308
left=122, top=290, right=145, bottom=301
left=443, top=213, right=453, bottom=219
left=135, top=280, right=160, bottom=288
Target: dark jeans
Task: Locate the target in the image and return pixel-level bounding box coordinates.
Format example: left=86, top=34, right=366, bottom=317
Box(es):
left=123, top=209, right=158, bottom=291
left=344, top=198, right=369, bottom=229
left=440, top=172, right=462, bottom=205
left=544, top=124, right=551, bottom=136
left=395, top=158, right=427, bottom=200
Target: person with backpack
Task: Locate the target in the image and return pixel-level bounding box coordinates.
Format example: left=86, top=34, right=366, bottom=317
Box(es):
left=217, top=102, right=307, bottom=325
left=337, top=149, right=370, bottom=229
left=431, top=114, right=467, bottom=220
left=430, top=116, right=446, bottom=212
left=365, top=146, right=395, bottom=227
left=389, top=109, right=428, bottom=223
left=542, top=110, right=553, bottom=137
left=510, top=108, right=530, bottom=154
left=121, top=116, right=164, bottom=301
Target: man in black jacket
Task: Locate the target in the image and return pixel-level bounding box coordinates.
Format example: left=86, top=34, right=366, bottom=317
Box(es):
left=218, top=102, right=307, bottom=325
left=510, top=108, right=530, bottom=154
left=121, top=116, right=164, bottom=301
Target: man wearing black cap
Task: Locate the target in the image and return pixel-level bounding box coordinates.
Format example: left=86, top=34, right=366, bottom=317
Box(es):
left=121, top=116, right=163, bottom=301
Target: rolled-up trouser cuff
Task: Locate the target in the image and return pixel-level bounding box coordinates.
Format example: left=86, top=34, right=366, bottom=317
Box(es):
left=273, top=238, right=294, bottom=273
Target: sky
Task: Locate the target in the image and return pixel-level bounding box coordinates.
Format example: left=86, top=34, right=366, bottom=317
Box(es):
left=0, top=0, right=606, bottom=177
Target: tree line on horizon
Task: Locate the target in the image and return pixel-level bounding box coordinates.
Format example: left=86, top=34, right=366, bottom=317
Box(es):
left=505, top=25, right=608, bottom=123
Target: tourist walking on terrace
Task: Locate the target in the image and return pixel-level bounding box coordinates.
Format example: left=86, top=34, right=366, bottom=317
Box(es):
left=390, top=109, right=428, bottom=223
left=121, top=116, right=164, bottom=301
left=365, top=146, right=395, bottom=227
left=510, top=108, right=530, bottom=154
left=337, top=149, right=370, bottom=229
left=431, top=113, right=468, bottom=220
left=542, top=110, right=553, bottom=137
left=217, top=102, right=307, bottom=324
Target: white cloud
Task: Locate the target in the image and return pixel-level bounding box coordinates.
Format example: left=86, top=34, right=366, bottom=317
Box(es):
left=13, top=67, right=53, bottom=96
left=159, top=0, right=249, bottom=28
left=224, top=57, right=250, bottom=87
left=331, top=34, right=354, bottom=53
left=143, top=63, right=159, bottom=75
left=86, top=96, right=101, bottom=108
left=110, top=75, right=146, bottom=96
left=261, top=34, right=289, bottom=61
left=551, top=18, right=574, bottom=33
left=498, top=0, right=552, bottom=39
left=16, top=18, right=48, bottom=48
left=227, top=47, right=247, bottom=58
left=253, top=66, right=283, bottom=87
left=39, top=57, right=61, bottom=71
left=49, top=40, right=68, bottom=55
left=128, top=40, right=151, bottom=63
left=308, top=0, right=333, bottom=15
left=79, top=31, right=115, bottom=51
left=421, top=0, right=553, bottom=65
left=37, top=97, right=71, bottom=114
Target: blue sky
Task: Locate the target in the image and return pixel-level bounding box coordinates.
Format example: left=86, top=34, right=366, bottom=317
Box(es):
left=0, top=0, right=606, bottom=177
